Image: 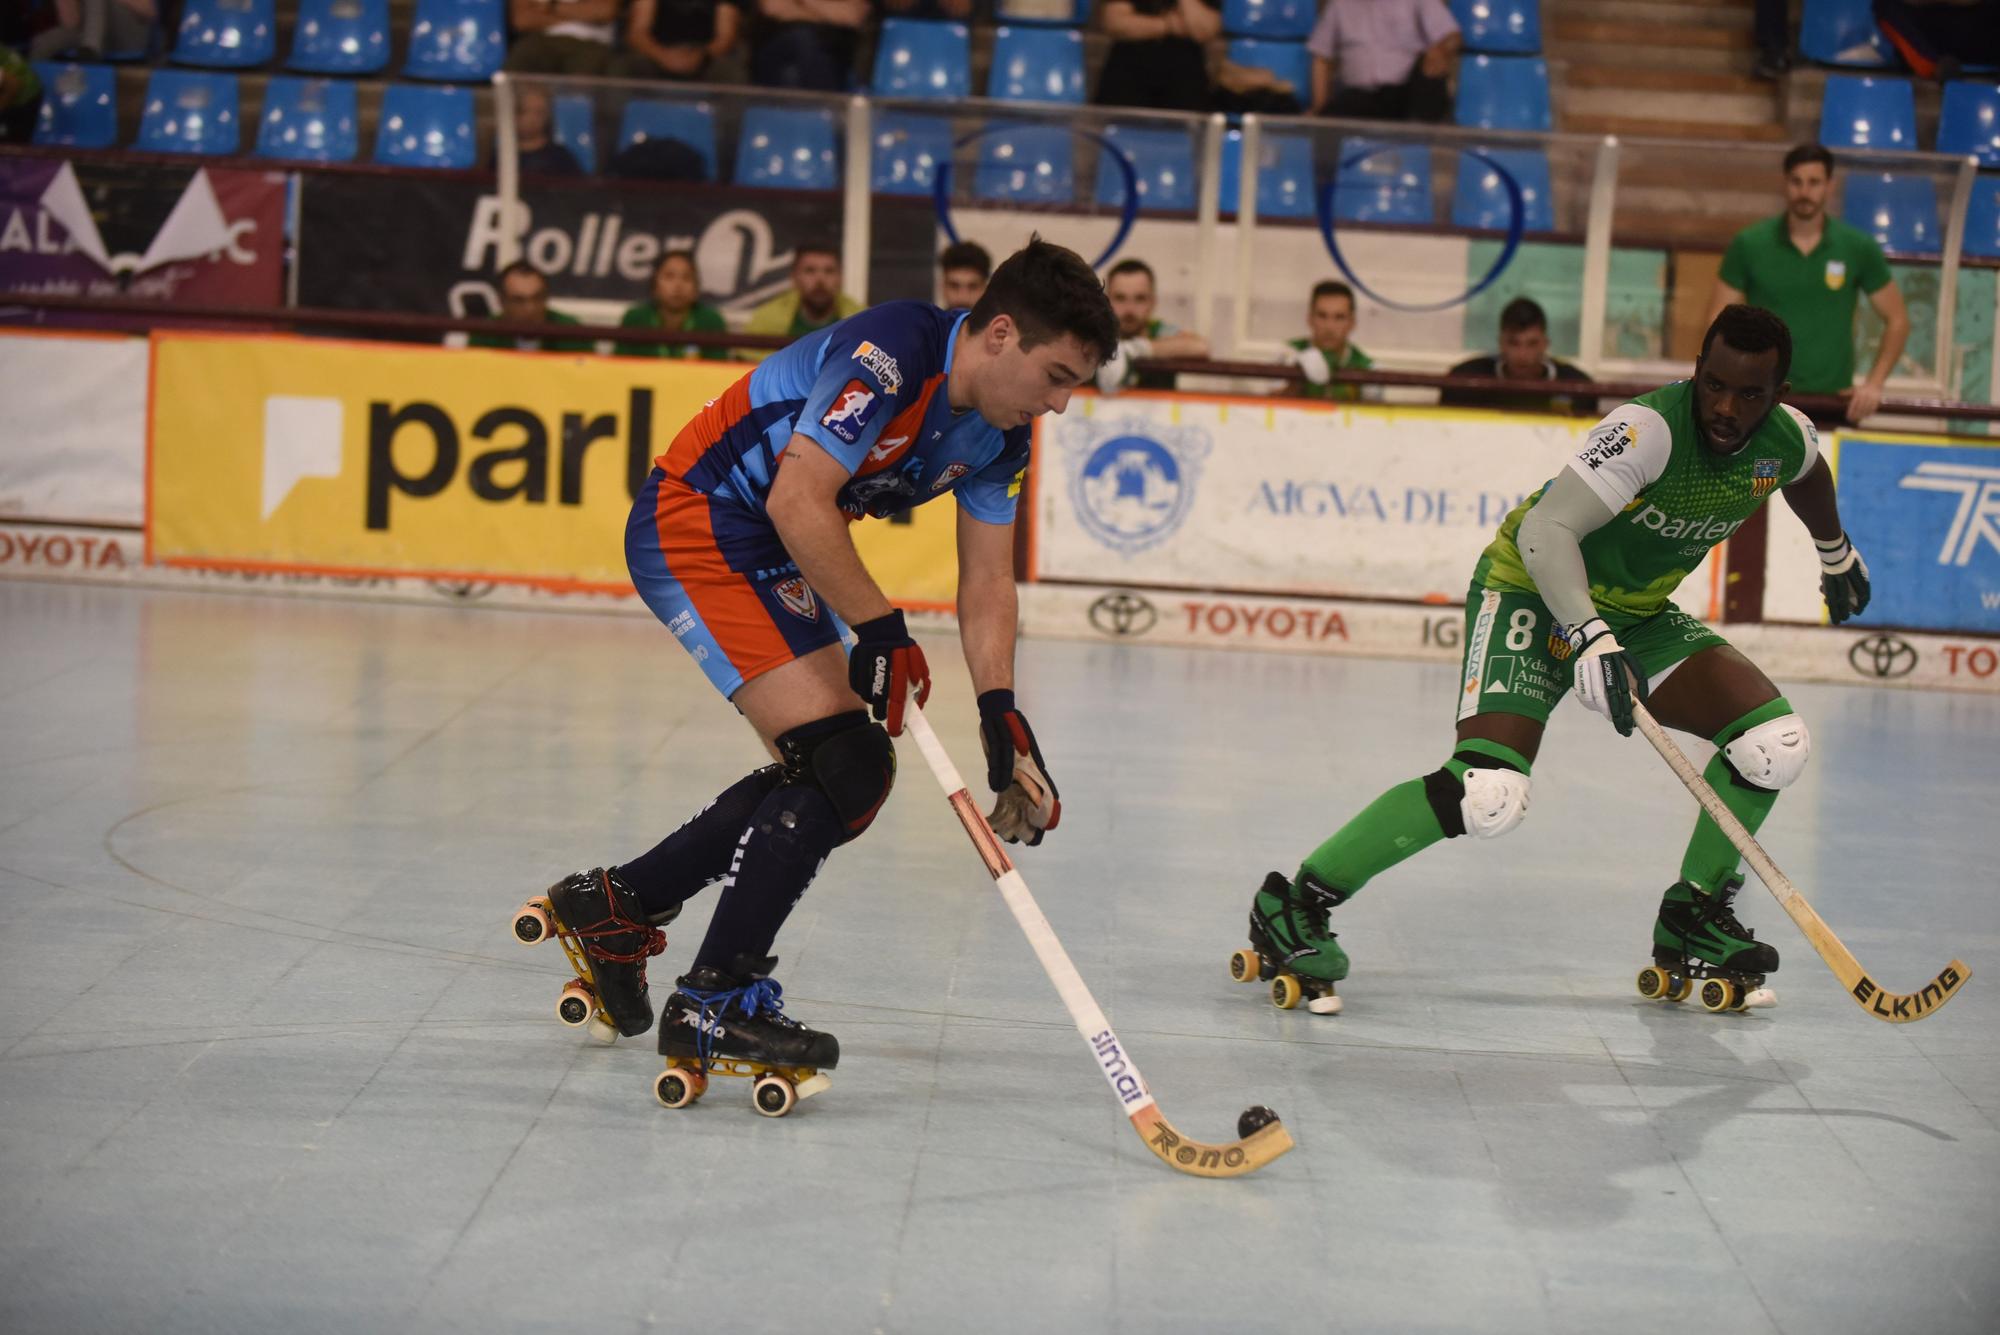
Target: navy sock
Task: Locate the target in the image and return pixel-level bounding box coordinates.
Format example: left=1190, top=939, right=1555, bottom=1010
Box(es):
left=692, top=784, right=844, bottom=973
left=617, top=766, right=781, bottom=919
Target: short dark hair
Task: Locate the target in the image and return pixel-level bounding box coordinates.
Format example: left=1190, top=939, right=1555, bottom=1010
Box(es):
left=940, top=240, right=991, bottom=279
left=1310, top=280, right=1355, bottom=309
left=1700, top=303, right=1793, bottom=384
left=652, top=248, right=696, bottom=280
left=1782, top=143, right=1835, bottom=177
left=498, top=259, right=547, bottom=289
left=792, top=241, right=840, bottom=268
left=1104, top=257, right=1155, bottom=287
left=968, top=235, right=1119, bottom=364
left=1499, top=297, right=1547, bottom=334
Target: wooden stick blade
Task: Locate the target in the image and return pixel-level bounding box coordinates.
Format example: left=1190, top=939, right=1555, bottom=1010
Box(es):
left=1842, top=959, right=1972, bottom=1023
left=1130, top=1105, right=1293, bottom=1178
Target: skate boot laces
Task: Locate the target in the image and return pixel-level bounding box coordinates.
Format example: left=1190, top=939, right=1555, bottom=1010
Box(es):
left=1681, top=877, right=1757, bottom=952
left=679, top=978, right=800, bottom=1070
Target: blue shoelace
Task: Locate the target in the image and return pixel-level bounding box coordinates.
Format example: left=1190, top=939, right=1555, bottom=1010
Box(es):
left=681, top=978, right=791, bottom=1070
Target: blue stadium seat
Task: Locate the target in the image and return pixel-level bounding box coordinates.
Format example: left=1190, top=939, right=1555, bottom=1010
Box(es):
left=1451, top=147, right=1553, bottom=232
left=404, top=0, right=505, bottom=82
left=1819, top=74, right=1916, bottom=149
left=1842, top=172, right=1939, bottom=254
left=1331, top=140, right=1434, bottom=225
left=255, top=76, right=358, bottom=162
left=975, top=121, right=1075, bottom=203
left=872, top=18, right=971, bottom=100
left=1221, top=0, right=1315, bottom=41
left=1226, top=39, right=1311, bottom=103
left=1455, top=54, right=1551, bottom=130
left=994, top=0, right=1091, bottom=25
left=1095, top=124, right=1197, bottom=213
left=619, top=100, right=718, bottom=180
left=31, top=63, right=118, bottom=149
left=735, top=106, right=840, bottom=189
left=1451, top=0, right=1541, bottom=54
left=374, top=82, right=476, bottom=168
left=987, top=26, right=1086, bottom=103
left=135, top=69, right=241, bottom=155
left=1219, top=128, right=1315, bottom=218
left=288, top=0, right=391, bottom=76
left=871, top=111, right=953, bottom=196
left=552, top=93, right=597, bottom=174
left=1965, top=176, right=2000, bottom=259
left=172, top=0, right=277, bottom=69
left=1938, top=82, right=2000, bottom=169
left=1799, top=0, right=1896, bottom=68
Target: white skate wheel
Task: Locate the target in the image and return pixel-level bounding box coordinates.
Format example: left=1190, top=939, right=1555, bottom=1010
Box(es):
left=587, top=1016, right=619, bottom=1045
left=512, top=902, right=552, bottom=945
left=1306, top=994, right=1344, bottom=1015
left=1742, top=987, right=1778, bottom=1008
left=752, top=1074, right=797, bottom=1118
left=793, top=1073, right=831, bottom=1101
left=556, top=981, right=593, bottom=1027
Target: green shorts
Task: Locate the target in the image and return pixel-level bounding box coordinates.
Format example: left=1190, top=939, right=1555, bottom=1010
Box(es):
left=1455, top=583, right=1729, bottom=725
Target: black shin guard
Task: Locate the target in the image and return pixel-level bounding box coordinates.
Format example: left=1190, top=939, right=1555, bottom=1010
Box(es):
left=617, top=765, right=785, bottom=919
left=690, top=783, right=844, bottom=972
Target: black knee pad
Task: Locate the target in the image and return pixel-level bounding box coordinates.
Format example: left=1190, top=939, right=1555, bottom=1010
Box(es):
left=776, top=710, right=896, bottom=843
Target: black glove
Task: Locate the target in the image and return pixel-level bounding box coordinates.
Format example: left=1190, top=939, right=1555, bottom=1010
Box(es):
left=977, top=689, right=1060, bottom=845
left=1816, top=534, right=1871, bottom=625
left=1569, top=617, right=1650, bottom=737
left=848, top=610, right=930, bottom=736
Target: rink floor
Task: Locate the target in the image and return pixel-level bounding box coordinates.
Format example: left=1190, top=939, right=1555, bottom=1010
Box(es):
left=1, top=581, right=1996, bottom=1335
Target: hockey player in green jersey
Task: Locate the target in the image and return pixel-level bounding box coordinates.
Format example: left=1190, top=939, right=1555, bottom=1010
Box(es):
left=1231, top=306, right=1873, bottom=1015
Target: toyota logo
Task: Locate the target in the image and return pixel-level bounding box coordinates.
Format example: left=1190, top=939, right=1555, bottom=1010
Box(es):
left=1848, top=633, right=1918, bottom=679
left=1088, top=591, right=1158, bottom=638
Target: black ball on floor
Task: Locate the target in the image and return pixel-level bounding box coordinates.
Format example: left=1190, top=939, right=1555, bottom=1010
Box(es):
left=1237, top=1105, right=1279, bottom=1138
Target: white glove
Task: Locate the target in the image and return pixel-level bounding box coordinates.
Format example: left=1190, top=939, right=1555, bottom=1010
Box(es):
left=1568, top=617, right=1649, bottom=737
left=1283, top=343, right=1331, bottom=385
left=1093, top=336, right=1150, bottom=395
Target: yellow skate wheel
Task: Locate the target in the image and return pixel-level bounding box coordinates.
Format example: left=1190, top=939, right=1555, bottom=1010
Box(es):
left=556, top=980, right=593, bottom=1027
left=1271, top=974, right=1304, bottom=1010
left=655, top=1068, right=700, bottom=1109
left=752, top=1074, right=797, bottom=1118
left=512, top=901, right=552, bottom=945
left=1229, top=949, right=1264, bottom=983
left=1636, top=967, right=1668, bottom=1000
left=1699, top=979, right=1738, bottom=1013
left=1664, top=975, right=1693, bottom=1003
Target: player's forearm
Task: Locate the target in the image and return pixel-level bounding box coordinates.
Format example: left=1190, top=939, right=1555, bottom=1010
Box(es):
left=1780, top=456, right=1846, bottom=545
left=957, top=568, right=1018, bottom=696
left=768, top=500, right=894, bottom=624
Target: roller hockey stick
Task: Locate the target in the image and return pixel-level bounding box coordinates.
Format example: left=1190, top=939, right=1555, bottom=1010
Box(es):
left=903, top=704, right=1293, bottom=1177
left=1631, top=702, right=1969, bottom=1023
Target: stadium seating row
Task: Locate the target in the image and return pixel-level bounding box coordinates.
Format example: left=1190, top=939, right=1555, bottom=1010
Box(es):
left=1818, top=75, right=2000, bottom=256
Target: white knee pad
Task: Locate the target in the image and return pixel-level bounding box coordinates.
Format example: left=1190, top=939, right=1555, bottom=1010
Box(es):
left=1723, top=713, right=1811, bottom=790
left=1460, top=768, right=1531, bottom=839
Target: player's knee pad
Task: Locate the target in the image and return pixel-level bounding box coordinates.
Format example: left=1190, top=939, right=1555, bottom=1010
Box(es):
left=776, top=710, right=896, bottom=844
left=1722, top=712, right=1810, bottom=791
left=1424, top=754, right=1531, bottom=840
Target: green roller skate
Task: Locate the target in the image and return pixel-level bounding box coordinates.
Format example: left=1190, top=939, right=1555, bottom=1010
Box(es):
left=1229, top=871, right=1350, bottom=1015
left=1636, top=873, right=1779, bottom=1014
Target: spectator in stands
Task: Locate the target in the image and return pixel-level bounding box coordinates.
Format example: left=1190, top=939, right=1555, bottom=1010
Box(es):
left=506, top=0, right=621, bottom=75
left=470, top=261, right=593, bottom=352
left=1441, top=297, right=1596, bottom=416
left=748, top=0, right=867, bottom=92
left=938, top=241, right=990, bottom=309
left=1096, top=0, right=1222, bottom=113
left=1752, top=0, right=1792, bottom=80
left=621, top=249, right=730, bottom=359
left=744, top=242, right=862, bottom=350
left=0, top=47, right=40, bottom=145
left=615, top=0, right=744, bottom=81
left=1871, top=0, right=2000, bottom=81
left=29, top=0, right=154, bottom=61
left=1307, top=0, right=1460, bottom=124
left=505, top=85, right=584, bottom=177
left=1283, top=280, right=1375, bottom=403
left=884, top=0, right=973, bottom=17
left=1707, top=144, right=1908, bottom=424
left=1094, top=257, right=1210, bottom=392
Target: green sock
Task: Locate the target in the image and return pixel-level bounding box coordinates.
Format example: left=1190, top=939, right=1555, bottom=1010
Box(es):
left=1678, top=699, right=1790, bottom=893
left=1300, top=738, right=1532, bottom=894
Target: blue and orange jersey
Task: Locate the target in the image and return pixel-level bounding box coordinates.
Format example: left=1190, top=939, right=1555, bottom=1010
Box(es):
left=655, top=301, right=1031, bottom=526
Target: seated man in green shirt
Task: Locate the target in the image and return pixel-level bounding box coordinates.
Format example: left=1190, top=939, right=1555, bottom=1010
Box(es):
left=620, top=248, right=728, bottom=359
left=1093, top=257, right=1211, bottom=393
left=1282, top=279, right=1374, bottom=403
left=1707, top=143, right=1909, bottom=424
left=741, top=242, right=861, bottom=357
left=468, top=260, right=593, bottom=352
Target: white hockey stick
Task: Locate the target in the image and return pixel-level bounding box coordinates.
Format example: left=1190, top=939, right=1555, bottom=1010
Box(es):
left=902, top=704, right=1293, bottom=1177
left=1632, top=701, right=1969, bottom=1023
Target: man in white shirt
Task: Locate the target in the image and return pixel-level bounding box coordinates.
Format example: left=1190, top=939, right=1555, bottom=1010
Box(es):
left=1308, top=0, right=1460, bottom=123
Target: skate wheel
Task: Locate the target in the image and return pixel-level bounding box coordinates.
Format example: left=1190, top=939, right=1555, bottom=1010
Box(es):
left=794, top=1072, right=831, bottom=1101
left=556, top=980, right=594, bottom=1027
left=1306, top=992, right=1343, bottom=1015
left=586, top=1016, right=619, bottom=1045
left=512, top=901, right=552, bottom=945
left=752, top=1074, right=797, bottom=1118
left=654, top=1068, right=700, bottom=1109
left=1699, top=979, right=1738, bottom=1013
left=1229, top=949, right=1264, bottom=984
left=1270, top=974, right=1303, bottom=1010
left=1636, top=966, right=1668, bottom=1000
left=1664, top=975, right=1693, bottom=1003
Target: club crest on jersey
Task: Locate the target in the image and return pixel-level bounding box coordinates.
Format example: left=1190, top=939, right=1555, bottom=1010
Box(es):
left=930, top=461, right=971, bottom=492
left=772, top=576, right=819, bottom=622
left=1825, top=260, right=1846, bottom=291
left=820, top=380, right=879, bottom=443
left=851, top=341, right=903, bottom=393
left=1751, top=457, right=1782, bottom=497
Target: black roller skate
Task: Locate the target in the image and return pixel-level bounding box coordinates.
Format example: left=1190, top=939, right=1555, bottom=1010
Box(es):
left=1637, top=874, right=1779, bottom=1013
left=511, top=868, right=676, bottom=1041
left=1228, top=871, right=1349, bottom=1015
left=654, top=955, right=839, bottom=1117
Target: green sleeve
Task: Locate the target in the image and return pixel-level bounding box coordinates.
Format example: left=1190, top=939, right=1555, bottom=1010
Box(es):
left=691, top=304, right=729, bottom=360
left=619, top=305, right=651, bottom=328
left=1717, top=229, right=1752, bottom=292
left=1351, top=347, right=1373, bottom=370
left=1854, top=234, right=1893, bottom=295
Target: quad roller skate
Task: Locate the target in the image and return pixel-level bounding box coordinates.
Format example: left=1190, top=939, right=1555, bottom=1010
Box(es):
left=653, top=955, right=838, bottom=1118
left=511, top=868, right=676, bottom=1042
left=1636, top=874, right=1778, bottom=1014
left=1228, top=871, right=1349, bottom=1015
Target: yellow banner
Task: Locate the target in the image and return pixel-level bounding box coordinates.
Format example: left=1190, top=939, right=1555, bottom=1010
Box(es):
left=147, top=333, right=960, bottom=604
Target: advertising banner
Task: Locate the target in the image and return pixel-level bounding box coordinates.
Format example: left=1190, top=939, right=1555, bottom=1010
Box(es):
left=1830, top=434, right=2000, bottom=635
left=0, top=158, right=285, bottom=307
left=0, top=331, right=148, bottom=525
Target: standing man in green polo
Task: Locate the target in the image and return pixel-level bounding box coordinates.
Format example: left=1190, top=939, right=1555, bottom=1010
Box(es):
left=1707, top=144, right=1909, bottom=423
